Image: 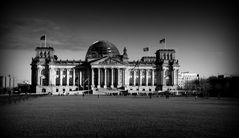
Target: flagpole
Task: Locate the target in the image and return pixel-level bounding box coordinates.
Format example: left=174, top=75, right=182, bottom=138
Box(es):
left=148, top=46, right=150, bottom=57
left=165, top=37, right=166, bottom=49
left=45, top=34, right=46, bottom=47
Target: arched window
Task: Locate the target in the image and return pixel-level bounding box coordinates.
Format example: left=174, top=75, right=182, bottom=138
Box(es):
left=40, top=52, right=43, bottom=57
left=136, top=70, right=140, bottom=86
left=41, top=69, right=48, bottom=86
left=56, top=69, right=60, bottom=86
left=165, top=70, right=172, bottom=86
left=63, top=69, right=67, bottom=86
left=42, top=88, right=46, bottom=92
left=129, top=70, right=134, bottom=86
left=44, top=52, right=47, bottom=57
left=142, top=70, right=146, bottom=86
left=69, top=70, right=73, bottom=86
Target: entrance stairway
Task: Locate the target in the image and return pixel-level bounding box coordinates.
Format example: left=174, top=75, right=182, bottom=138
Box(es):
left=95, top=88, right=120, bottom=95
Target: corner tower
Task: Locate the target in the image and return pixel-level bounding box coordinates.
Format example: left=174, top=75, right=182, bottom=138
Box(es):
left=31, top=46, right=56, bottom=93
left=155, top=49, right=179, bottom=91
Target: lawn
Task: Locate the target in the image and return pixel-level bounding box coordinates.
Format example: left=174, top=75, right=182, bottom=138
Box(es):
left=0, top=95, right=239, bottom=137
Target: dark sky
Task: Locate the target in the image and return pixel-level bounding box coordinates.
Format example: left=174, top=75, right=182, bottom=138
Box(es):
left=0, top=0, right=238, bottom=82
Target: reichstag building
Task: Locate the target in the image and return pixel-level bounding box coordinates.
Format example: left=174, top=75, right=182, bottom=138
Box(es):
left=31, top=40, right=180, bottom=94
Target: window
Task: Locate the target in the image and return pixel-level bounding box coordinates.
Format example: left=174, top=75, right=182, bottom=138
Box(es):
left=56, top=89, right=59, bottom=92
left=42, top=88, right=46, bottom=92
left=63, top=69, right=67, bottom=86
left=142, top=70, right=146, bottom=86
left=129, top=70, right=134, bottom=86
left=41, top=69, right=48, bottom=86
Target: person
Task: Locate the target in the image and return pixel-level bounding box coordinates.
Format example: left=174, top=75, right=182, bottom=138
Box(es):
left=149, top=93, right=152, bottom=99
left=8, top=90, right=12, bottom=104
left=98, top=94, right=99, bottom=98
left=8, top=90, right=11, bottom=97
left=166, top=91, right=169, bottom=99
left=195, top=94, right=198, bottom=100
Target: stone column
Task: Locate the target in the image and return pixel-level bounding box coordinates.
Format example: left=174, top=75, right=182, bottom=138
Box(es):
left=124, top=68, right=129, bottom=87
left=48, top=67, right=51, bottom=86
left=79, top=70, right=82, bottom=86
left=139, top=69, right=142, bottom=86
left=60, top=69, right=63, bottom=86
left=171, top=69, right=174, bottom=86
left=152, top=69, right=155, bottom=86
left=121, top=69, right=124, bottom=86
left=53, top=68, right=57, bottom=86
left=176, top=69, right=179, bottom=85
left=91, top=68, right=94, bottom=88
left=66, top=69, right=69, bottom=86
left=174, top=69, right=178, bottom=85
left=162, top=68, right=166, bottom=85
left=97, top=68, right=100, bottom=88
left=73, top=69, right=75, bottom=86
left=133, top=70, right=136, bottom=86
left=146, top=69, right=148, bottom=86
left=117, top=68, right=121, bottom=87
left=111, top=68, right=114, bottom=88
left=104, top=68, right=107, bottom=88
left=37, top=67, right=41, bottom=85
left=123, top=69, right=126, bottom=86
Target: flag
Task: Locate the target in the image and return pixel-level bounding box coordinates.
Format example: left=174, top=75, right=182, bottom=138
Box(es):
left=132, top=60, right=140, bottom=70
left=40, top=35, right=46, bottom=40
left=143, top=47, right=149, bottom=52
left=160, top=38, right=166, bottom=44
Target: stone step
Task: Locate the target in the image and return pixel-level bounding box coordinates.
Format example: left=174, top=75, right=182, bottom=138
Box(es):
left=96, top=88, right=119, bottom=93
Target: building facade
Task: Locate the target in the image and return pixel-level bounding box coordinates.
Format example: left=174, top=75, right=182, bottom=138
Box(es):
left=31, top=40, right=180, bottom=94
left=0, top=75, right=16, bottom=94
left=178, top=72, right=199, bottom=89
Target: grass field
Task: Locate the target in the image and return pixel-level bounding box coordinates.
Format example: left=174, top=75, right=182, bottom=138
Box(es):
left=0, top=95, right=239, bottom=137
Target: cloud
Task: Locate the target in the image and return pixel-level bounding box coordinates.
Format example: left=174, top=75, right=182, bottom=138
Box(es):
left=0, top=18, right=90, bottom=51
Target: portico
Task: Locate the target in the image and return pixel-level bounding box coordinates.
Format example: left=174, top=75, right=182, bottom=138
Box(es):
left=90, top=67, right=125, bottom=88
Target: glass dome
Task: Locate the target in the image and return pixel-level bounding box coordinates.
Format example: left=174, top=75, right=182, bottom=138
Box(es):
left=85, top=40, right=120, bottom=60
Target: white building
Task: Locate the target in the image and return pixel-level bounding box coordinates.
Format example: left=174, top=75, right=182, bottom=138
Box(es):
left=0, top=75, right=17, bottom=91
left=31, top=40, right=180, bottom=94
left=178, top=71, right=199, bottom=89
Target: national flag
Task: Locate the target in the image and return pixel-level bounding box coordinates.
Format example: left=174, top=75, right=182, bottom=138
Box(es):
left=40, top=35, right=46, bottom=40
left=132, top=60, right=140, bottom=70
left=143, top=47, right=149, bottom=52
left=160, top=38, right=166, bottom=44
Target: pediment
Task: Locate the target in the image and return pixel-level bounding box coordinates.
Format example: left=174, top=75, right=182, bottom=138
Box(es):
left=90, top=57, right=124, bottom=65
